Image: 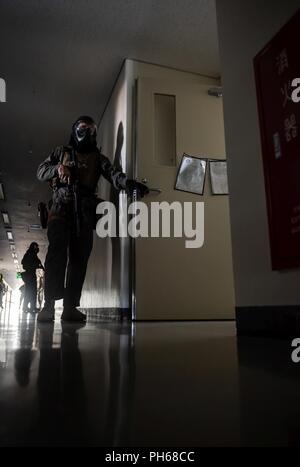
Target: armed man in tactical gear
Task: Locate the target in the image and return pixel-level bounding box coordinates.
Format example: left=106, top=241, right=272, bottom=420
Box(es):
left=37, top=116, right=148, bottom=323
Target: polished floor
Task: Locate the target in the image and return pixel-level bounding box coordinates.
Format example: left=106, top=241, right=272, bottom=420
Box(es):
left=1, top=302, right=300, bottom=447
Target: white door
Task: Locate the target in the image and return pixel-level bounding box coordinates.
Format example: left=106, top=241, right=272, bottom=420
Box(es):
left=133, top=78, right=235, bottom=320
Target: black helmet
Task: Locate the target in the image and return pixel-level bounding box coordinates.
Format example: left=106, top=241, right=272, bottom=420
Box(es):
left=29, top=242, right=39, bottom=253
left=70, top=116, right=98, bottom=152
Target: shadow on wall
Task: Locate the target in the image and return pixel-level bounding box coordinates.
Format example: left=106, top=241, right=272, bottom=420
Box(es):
left=81, top=121, right=126, bottom=309
left=110, top=122, right=124, bottom=301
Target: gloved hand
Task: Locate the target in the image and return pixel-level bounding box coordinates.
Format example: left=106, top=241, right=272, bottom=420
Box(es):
left=126, top=179, right=149, bottom=198
left=58, top=164, right=71, bottom=184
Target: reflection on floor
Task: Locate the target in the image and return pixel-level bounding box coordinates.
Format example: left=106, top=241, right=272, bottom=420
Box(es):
left=0, top=302, right=299, bottom=446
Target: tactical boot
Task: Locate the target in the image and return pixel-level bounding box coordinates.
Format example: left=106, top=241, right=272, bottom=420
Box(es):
left=37, top=301, right=55, bottom=323
left=61, top=307, right=86, bottom=323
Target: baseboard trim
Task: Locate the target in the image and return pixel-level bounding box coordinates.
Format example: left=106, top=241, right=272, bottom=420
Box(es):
left=236, top=305, right=300, bottom=338
left=80, top=308, right=131, bottom=321
left=133, top=319, right=236, bottom=323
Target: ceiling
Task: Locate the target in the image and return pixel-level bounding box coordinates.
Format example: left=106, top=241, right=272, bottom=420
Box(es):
left=0, top=0, right=220, bottom=287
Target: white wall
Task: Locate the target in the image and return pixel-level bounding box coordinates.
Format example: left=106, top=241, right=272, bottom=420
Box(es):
left=83, top=60, right=218, bottom=310
left=81, top=64, right=130, bottom=308
left=216, top=0, right=300, bottom=307
left=81, top=59, right=235, bottom=316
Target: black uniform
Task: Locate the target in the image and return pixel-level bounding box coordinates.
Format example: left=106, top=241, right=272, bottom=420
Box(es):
left=37, top=145, right=127, bottom=310
left=21, top=244, right=43, bottom=312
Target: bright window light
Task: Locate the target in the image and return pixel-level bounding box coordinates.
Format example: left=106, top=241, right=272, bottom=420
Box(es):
left=1, top=211, right=10, bottom=225
left=0, top=183, right=5, bottom=201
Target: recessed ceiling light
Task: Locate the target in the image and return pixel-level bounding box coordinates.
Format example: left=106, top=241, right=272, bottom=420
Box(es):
left=13, top=259, right=18, bottom=264
left=0, top=183, right=5, bottom=201
left=10, top=244, right=16, bottom=251
left=7, top=231, right=13, bottom=241
left=1, top=211, right=10, bottom=225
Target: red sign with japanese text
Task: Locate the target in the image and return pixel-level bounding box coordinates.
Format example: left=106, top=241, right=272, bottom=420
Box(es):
left=254, top=9, right=300, bottom=270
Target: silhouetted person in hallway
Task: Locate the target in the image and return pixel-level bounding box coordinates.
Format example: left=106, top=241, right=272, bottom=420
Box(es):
left=21, top=242, right=44, bottom=313
left=36, top=116, right=148, bottom=323
left=0, top=273, right=7, bottom=310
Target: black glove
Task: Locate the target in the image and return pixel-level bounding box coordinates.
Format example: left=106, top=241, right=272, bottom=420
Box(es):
left=126, top=179, right=149, bottom=198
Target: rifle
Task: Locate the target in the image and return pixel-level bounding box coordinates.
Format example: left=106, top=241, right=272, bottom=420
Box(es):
left=69, top=148, right=81, bottom=237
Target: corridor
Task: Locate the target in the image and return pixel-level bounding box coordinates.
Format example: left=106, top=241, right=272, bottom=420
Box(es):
left=2, top=0, right=300, bottom=450
left=1, top=303, right=300, bottom=447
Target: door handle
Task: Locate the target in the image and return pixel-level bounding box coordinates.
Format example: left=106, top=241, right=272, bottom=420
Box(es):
left=141, top=179, right=162, bottom=194
left=148, top=188, right=162, bottom=194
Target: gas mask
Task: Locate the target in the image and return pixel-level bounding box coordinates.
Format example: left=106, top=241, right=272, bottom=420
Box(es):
left=71, top=117, right=98, bottom=153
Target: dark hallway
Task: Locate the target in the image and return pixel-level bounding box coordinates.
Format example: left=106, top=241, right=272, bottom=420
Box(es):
left=2, top=0, right=300, bottom=449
